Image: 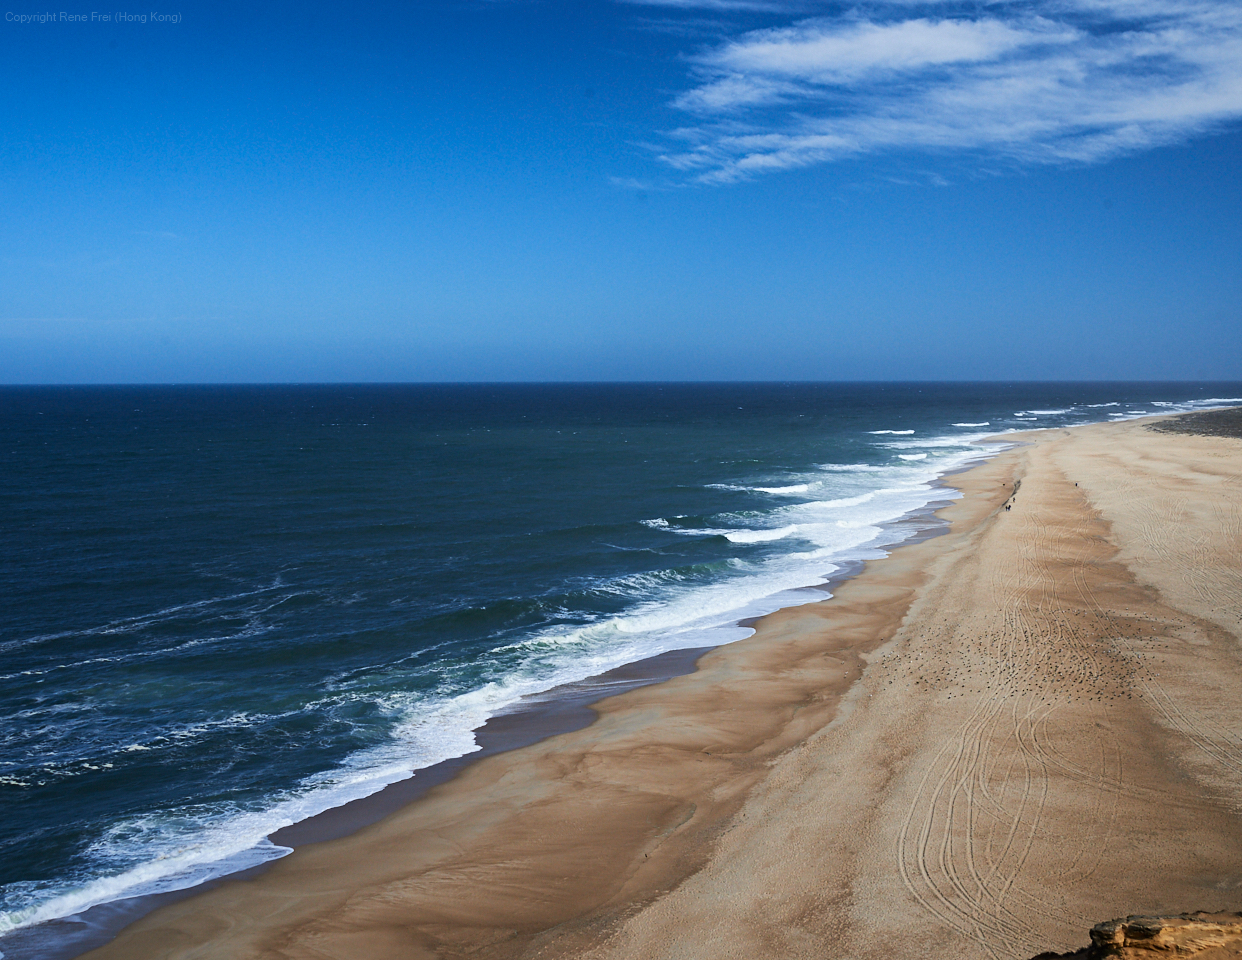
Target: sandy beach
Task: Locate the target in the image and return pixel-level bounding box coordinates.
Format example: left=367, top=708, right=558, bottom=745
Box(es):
left=79, top=413, right=1242, bottom=960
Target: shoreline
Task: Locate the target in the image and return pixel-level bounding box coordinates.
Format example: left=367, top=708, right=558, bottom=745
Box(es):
left=22, top=408, right=1242, bottom=960
left=2, top=458, right=984, bottom=960
left=64, top=433, right=1023, bottom=960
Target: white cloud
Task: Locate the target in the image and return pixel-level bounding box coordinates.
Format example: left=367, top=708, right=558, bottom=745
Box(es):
left=701, top=18, right=1075, bottom=84
left=674, top=74, right=803, bottom=111
left=651, top=0, right=1242, bottom=181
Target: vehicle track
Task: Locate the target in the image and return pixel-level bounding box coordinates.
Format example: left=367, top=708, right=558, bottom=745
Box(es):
left=893, top=467, right=1137, bottom=958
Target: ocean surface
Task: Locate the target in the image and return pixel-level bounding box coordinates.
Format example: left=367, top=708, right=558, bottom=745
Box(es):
left=2, top=382, right=1240, bottom=951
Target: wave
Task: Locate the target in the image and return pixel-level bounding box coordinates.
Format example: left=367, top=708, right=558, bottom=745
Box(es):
left=720, top=524, right=801, bottom=543
left=639, top=523, right=804, bottom=543
left=0, top=584, right=286, bottom=656
left=0, top=618, right=280, bottom=682
left=1096, top=399, right=1242, bottom=426
left=0, top=841, right=292, bottom=938
left=879, top=435, right=995, bottom=452
left=751, top=484, right=810, bottom=495
left=868, top=429, right=914, bottom=435
left=898, top=454, right=927, bottom=461
left=705, top=483, right=811, bottom=495
left=817, top=463, right=885, bottom=473
left=952, top=422, right=990, bottom=427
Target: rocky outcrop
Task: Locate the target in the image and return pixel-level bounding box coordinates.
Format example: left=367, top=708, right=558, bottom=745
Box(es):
left=1032, top=913, right=1242, bottom=959
left=1150, top=407, right=1242, bottom=439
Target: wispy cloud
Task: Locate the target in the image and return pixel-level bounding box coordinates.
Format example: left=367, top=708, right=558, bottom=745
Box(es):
left=644, top=0, right=1242, bottom=181
left=609, top=175, right=670, bottom=190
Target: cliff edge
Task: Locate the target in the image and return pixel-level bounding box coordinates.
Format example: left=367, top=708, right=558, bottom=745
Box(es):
left=1034, top=913, right=1242, bottom=959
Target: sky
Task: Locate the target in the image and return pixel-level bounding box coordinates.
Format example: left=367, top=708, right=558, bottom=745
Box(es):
left=2, top=0, right=1241, bottom=383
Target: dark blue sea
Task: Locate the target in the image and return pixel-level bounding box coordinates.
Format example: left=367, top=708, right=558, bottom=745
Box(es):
left=2, top=382, right=1239, bottom=946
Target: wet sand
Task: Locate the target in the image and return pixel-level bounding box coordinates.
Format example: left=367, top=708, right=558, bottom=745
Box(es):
left=79, top=414, right=1242, bottom=960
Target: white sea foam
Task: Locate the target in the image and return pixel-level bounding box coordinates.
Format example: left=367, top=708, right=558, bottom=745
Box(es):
left=898, top=454, right=927, bottom=461
left=721, top=524, right=801, bottom=543
left=952, top=422, right=990, bottom=427
left=868, top=429, right=914, bottom=434
left=0, top=839, right=292, bottom=937
left=1077, top=397, right=1242, bottom=427
left=817, top=463, right=885, bottom=472
left=706, top=482, right=812, bottom=495
left=752, top=483, right=811, bottom=494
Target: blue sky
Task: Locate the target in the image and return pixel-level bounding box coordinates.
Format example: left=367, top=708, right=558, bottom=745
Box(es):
left=2, top=0, right=1240, bottom=382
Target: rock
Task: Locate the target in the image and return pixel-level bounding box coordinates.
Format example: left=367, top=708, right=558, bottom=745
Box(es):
left=1031, top=913, right=1242, bottom=959
left=1150, top=408, right=1242, bottom=439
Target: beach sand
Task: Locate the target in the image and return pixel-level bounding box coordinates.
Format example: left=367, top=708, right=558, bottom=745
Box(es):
left=81, top=415, right=1242, bottom=960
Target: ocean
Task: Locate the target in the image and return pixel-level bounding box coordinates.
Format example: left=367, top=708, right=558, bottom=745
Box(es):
left=2, top=382, right=1239, bottom=957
